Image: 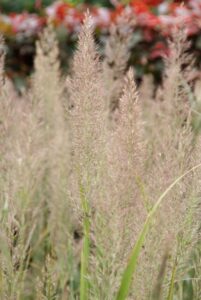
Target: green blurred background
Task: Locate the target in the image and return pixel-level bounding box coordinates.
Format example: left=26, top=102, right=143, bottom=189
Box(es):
left=0, top=0, right=111, bottom=13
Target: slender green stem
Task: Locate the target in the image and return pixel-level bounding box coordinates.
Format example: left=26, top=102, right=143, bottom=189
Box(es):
left=80, top=184, right=90, bottom=300
left=167, top=255, right=178, bottom=300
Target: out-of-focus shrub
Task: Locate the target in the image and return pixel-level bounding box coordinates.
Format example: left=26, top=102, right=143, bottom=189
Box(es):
left=0, top=0, right=54, bottom=13
left=0, top=0, right=111, bottom=13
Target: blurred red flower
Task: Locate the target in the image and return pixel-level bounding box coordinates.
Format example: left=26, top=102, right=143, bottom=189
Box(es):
left=150, top=41, right=168, bottom=59
left=131, top=0, right=163, bottom=8
left=56, top=3, right=72, bottom=21
left=130, top=1, right=150, bottom=14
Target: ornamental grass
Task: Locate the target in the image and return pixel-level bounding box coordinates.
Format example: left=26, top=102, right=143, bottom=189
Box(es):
left=0, top=13, right=201, bottom=300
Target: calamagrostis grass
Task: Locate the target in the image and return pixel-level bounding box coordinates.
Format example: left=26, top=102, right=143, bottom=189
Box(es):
left=103, top=12, right=134, bottom=118
left=0, top=14, right=201, bottom=300
left=136, top=27, right=201, bottom=299
left=66, top=13, right=106, bottom=210
left=66, top=13, right=107, bottom=299
left=90, top=68, right=146, bottom=299
left=0, top=24, right=73, bottom=299
left=31, top=23, right=74, bottom=299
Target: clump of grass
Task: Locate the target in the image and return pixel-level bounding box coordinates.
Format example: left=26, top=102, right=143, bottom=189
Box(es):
left=0, top=15, right=201, bottom=300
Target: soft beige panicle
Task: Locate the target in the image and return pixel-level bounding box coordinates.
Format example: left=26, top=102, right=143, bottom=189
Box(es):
left=90, top=68, right=146, bottom=299
left=110, top=67, right=146, bottom=287
left=66, top=13, right=107, bottom=210
left=160, top=27, right=193, bottom=124
left=115, top=68, right=144, bottom=179
left=110, top=67, right=145, bottom=256
left=103, top=12, right=134, bottom=118
left=32, top=23, right=72, bottom=265
left=66, top=16, right=109, bottom=299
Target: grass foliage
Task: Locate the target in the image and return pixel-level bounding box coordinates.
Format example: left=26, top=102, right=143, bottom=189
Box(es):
left=0, top=14, right=201, bottom=300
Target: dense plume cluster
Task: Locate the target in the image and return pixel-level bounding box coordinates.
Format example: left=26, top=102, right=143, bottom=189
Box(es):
left=0, top=13, right=201, bottom=300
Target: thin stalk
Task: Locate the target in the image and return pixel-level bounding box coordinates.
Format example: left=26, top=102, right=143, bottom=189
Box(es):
left=80, top=184, right=91, bottom=300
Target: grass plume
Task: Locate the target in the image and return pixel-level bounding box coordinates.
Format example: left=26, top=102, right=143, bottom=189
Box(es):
left=0, top=15, right=201, bottom=300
